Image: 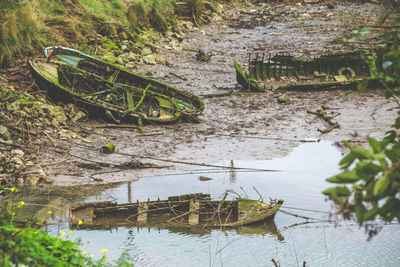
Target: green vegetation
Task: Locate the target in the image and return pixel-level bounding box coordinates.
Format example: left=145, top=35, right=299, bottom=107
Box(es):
left=0, top=187, right=133, bottom=266
left=0, top=0, right=183, bottom=66
left=323, top=1, right=400, bottom=228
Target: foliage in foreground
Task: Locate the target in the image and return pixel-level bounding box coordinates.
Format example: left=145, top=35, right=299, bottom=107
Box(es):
left=323, top=3, right=400, bottom=226
left=0, top=188, right=133, bottom=267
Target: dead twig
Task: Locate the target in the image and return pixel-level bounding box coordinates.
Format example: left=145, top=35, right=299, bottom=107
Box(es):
left=307, top=108, right=340, bottom=134
left=169, top=72, right=187, bottom=81
left=96, top=124, right=144, bottom=133
left=42, top=131, right=64, bottom=153
left=272, top=258, right=280, bottom=267
left=138, top=131, right=164, bottom=136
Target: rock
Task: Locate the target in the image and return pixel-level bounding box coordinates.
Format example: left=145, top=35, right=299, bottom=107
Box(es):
left=156, top=55, right=167, bottom=65
left=127, top=52, right=140, bottom=61
left=24, top=175, right=40, bottom=186
left=0, top=125, right=11, bottom=140
left=141, top=47, right=152, bottom=56
left=58, top=129, right=78, bottom=140
left=143, top=54, right=157, bottom=65
left=11, top=149, right=24, bottom=157
left=116, top=57, right=124, bottom=65
left=11, top=156, right=24, bottom=167
left=22, top=165, right=51, bottom=185
left=126, top=62, right=135, bottom=69
left=172, top=32, right=184, bottom=42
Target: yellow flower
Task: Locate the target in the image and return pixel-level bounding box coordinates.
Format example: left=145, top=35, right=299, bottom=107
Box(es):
left=78, top=220, right=83, bottom=225
left=101, top=249, right=107, bottom=254
left=17, top=201, right=25, bottom=207
left=10, top=188, right=16, bottom=192
left=59, top=231, right=65, bottom=237
left=48, top=211, right=52, bottom=214
left=69, top=230, right=73, bottom=234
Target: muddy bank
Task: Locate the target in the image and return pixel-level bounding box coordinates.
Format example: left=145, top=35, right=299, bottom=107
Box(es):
left=19, top=1, right=398, bottom=185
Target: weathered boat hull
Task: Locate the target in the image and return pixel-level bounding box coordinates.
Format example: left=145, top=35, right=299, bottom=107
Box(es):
left=235, top=52, right=381, bottom=91
left=69, top=193, right=284, bottom=229
left=43, top=46, right=204, bottom=118
left=29, top=58, right=181, bottom=123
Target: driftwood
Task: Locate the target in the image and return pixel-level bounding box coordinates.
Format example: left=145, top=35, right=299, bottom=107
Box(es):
left=307, top=108, right=339, bottom=133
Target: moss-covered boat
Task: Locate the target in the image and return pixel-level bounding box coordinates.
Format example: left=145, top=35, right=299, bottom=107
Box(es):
left=29, top=46, right=204, bottom=123
left=69, top=193, right=284, bottom=228
left=235, top=52, right=381, bottom=91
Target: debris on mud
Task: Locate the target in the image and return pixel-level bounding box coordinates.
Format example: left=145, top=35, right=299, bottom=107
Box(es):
left=196, top=49, right=212, bottom=62
left=0, top=75, right=87, bottom=186
left=307, top=107, right=340, bottom=133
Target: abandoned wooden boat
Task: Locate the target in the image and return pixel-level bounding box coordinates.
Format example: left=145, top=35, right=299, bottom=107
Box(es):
left=69, top=193, right=284, bottom=228
left=235, top=52, right=380, bottom=91
left=29, top=46, right=204, bottom=123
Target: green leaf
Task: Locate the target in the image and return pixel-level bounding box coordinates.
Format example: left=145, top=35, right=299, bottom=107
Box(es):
left=394, top=116, right=400, bottom=129
left=339, top=153, right=356, bottom=168
left=327, top=171, right=360, bottom=183
left=384, top=91, right=393, bottom=99
left=359, top=28, right=371, bottom=35
left=323, top=186, right=351, bottom=197
left=367, top=137, right=381, bottom=153
left=363, top=207, right=379, bottom=221
left=101, top=142, right=115, bottom=154
left=351, top=147, right=373, bottom=159
left=355, top=202, right=366, bottom=224
left=373, top=175, right=390, bottom=196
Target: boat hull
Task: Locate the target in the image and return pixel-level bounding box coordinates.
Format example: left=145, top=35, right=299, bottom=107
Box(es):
left=69, top=194, right=284, bottom=229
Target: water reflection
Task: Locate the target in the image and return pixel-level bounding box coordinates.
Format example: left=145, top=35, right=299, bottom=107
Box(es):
left=14, top=142, right=400, bottom=266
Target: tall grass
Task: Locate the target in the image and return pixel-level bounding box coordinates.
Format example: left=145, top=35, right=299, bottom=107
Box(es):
left=0, top=0, right=179, bottom=66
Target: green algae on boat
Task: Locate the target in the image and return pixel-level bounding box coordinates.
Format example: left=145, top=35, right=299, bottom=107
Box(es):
left=69, top=193, right=284, bottom=228
left=235, top=52, right=381, bottom=91
left=29, top=46, right=204, bottom=123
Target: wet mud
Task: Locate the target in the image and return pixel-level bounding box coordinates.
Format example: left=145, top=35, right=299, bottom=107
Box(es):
left=36, top=1, right=397, bottom=185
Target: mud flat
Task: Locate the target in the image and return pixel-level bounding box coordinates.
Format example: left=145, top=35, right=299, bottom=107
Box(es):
left=34, top=1, right=396, bottom=185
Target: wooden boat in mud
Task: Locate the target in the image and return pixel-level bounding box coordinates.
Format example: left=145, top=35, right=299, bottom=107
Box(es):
left=29, top=46, right=204, bottom=123
left=235, top=52, right=381, bottom=92
left=69, top=193, right=284, bottom=228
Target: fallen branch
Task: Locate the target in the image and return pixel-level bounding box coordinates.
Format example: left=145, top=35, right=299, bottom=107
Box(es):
left=169, top=72, right=187, bottom=81
left=138, top=131, right=163, bottom=136
left=95, top=124, right=144, bottom=133
left=307, top=108, right=340, bottom=133
left=68, top=152, right=173, bottom=170
left=42, top=131, right=63, bottom=153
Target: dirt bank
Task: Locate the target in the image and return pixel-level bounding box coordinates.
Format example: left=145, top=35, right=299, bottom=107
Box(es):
left=23, top=1, right=398, bottom=185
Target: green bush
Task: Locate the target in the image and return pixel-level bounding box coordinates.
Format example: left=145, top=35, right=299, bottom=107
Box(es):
left=0, top=187, right=133, bottom=266
left=323, top=3, right=400, bottom=227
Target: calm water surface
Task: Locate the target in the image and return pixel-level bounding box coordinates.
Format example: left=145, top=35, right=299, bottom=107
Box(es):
left=42, top=142, right=399, bottom=266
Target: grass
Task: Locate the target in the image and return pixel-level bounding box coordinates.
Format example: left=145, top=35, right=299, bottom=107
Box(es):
left=0, top=0, right=180, bottom=66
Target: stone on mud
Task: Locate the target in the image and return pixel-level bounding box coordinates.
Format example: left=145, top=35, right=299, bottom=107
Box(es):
left=58, top=128, right=78, bottom=140
left=143, top=54, right=157, bottom=65
left=0, top=125, right=11, bottom=140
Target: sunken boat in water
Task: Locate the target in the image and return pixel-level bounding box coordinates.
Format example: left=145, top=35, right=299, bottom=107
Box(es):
left=235, top=51, right=384, bottom=91
left=29, top=46, right=204, bottom=123
left=69, top=193, right=284, bottom=229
